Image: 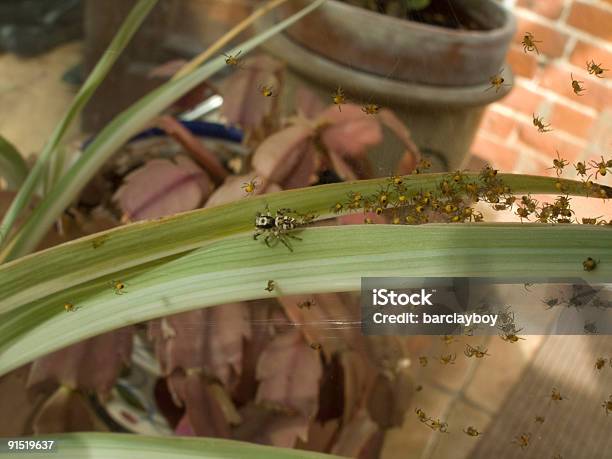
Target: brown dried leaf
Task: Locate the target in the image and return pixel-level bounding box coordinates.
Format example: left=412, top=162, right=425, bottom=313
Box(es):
left=278, top=293, right=366, bottom=360
left=339, top=351, right=376, bottom=424
left=32, top=386, right=100, bottom=434
left=296, top=85, right=326, bottom=119
left=366, top=369, right=413, bottom=429
left=318, top=104, right=383, bottom=157
left=168, top=372, right=231, bottom=438
left=280, top=143, right=319, bottom=189
left=295, top=419, right=340, bottom=454
left=113, top=157, right=211, bottom=221
left=231, top=300, right=285, bottom=406
left=330, top=409, right=379, bottom=457
left=27, top=328, right=133, bottom=397
left=150, top=302, right=251, bottom=387
left=256, top=329, right=322, bottom=419
left=220, top=55, right=284, bottom=130
left=233, top=403, right=310, bottom=448
left=251, top=124, right=315, bottom=184
left=0, top=365, right=48, bottom=436
left=328, top=150, right=359, bottom=181
left=204, top=174, right=272, bottom=208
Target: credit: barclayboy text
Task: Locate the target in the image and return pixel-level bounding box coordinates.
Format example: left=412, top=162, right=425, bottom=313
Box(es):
left=370, top=288, right=499, bottom=327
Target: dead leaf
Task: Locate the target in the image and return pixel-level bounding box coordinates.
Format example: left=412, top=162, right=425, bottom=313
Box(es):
left=113, top=156, right=211, bottom=221
left=296, top=86, right=326, bottom=119
left=233, top=402, right=310, bottom=448
left=280, top=143, right=319, bottom=189
left=256, top=329, right=322, bottom=419
left=168, top=372, right=231, bottom=438
left=366, top=369, right=413, bottom=429
left=220, top=55, right=284, bottom=130
left=339, top=351, right=376, bottom=424
left=0, top=365, right=48, bottom=436
left=32, top=386, right=101, bottom=434
left=331, top=409, right=379, bottom=457
left=150, top=303, right=251, bottom=387
left=318, top=104, right=383, bottom=157
left=251, top=124, right=315, bottom=184
left=27, top=328, right=133, bottom=398
left=205, top=174, right=272, bottom=208
left=278, top=293, right=365, bottom=360
left=296, top=419, right=340, bottom=454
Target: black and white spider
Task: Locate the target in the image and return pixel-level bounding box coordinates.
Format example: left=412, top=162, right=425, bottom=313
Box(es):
left=253, top=207, right=313, bottom=251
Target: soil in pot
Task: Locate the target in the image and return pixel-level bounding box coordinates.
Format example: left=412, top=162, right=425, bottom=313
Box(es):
left=342, top=0, right=487, bottom=30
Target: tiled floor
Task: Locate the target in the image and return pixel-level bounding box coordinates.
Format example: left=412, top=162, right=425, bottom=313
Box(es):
left=381, top=333, right=548, bottom=459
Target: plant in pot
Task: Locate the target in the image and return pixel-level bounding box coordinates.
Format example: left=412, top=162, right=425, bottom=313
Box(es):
left=0, top=1, right=611, bottom=458
left=260, top=0, right=516, bottom=171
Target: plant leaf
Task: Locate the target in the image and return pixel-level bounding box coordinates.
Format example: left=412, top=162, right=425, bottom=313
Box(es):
left=252, top=124, right=315, bottom=184
left=168, top=373, right=232, bottom=438
left=0, top=135, right=28, bottom=191
left=0, top=174, right=601, bottom=313
left=220, top=55, right=284, bottom=129
left=7, top=432, right=344, bottom=458
left=1, top=0, right=328, bottom=261
left=256, top=329, right=323, bottom=419
left=1, top=221, right=612, bottom=377
left=318, top=105, right=383, bottom=157
left=0, top=0, right=159, bottom=252
left=150, top=302, right=250, bottom=386
left=32, top=387, right=101, bottom=434
left=233, top=403, right=311, bottom=448
left=27, top=327, right=133, bottom=397
left=113, top=157, right=211, bottom=221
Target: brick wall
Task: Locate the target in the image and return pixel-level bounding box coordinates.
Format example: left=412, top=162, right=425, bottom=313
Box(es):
left=472, top=0, right=612, bottom=195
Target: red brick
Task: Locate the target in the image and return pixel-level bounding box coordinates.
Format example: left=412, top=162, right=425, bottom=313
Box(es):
left=479, top=108, right=517, bottom=139
left=517, top=121, right=585, bottom=162
left=537, top=64, right=612, bottom=112
left=569, top=41, right=612, bottom=75
left=517, top=0, right=565, bottom=20
left=500, top=83, right=545, bottom=115
left=589, top=113, right=612, bottom=150
left=550, top=102, right=596, bottom=140
left=516, top=153, right=555, bottom=177
left=513, top=16, right=569, bottom=58
left=567, top=1, right=612, bottom=41
left=506, top=45, right=538, bottom=78
left=470, top=134, right=519, bottom=172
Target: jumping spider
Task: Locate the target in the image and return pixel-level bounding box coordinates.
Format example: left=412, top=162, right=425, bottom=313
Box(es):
left=253, top=206, right=313, bottom=252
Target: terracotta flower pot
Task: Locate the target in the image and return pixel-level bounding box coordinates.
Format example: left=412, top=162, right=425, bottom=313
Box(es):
left=258, top=0, right=517, bottom=171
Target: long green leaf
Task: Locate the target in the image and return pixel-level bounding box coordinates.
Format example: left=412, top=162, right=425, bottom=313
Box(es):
left=0, top=0, right=327, bottom=262
left=0, top=135, right=28, bottom=191
left=0, top=0, right=159, bottom=253
left=5, top=433, right=341, bottom=459
left=1, top=223, right=610, bottom=376
left=0, top=173, right=604, bottom=313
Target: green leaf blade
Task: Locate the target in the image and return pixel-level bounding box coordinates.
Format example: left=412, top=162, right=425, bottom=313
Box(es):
left=1, top=223, right=610, bottom=376
left=0, top=135, right=28, bottom=191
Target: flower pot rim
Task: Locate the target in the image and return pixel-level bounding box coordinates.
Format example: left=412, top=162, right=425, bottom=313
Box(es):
left=284, top=0, right=517, bottom=42
left=258, top=22, right=514, bottom=108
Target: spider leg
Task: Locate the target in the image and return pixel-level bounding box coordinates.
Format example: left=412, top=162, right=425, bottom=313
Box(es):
left=287, top=233, right=302, bottom=241
left=279, top=236, right=294, bottom=252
